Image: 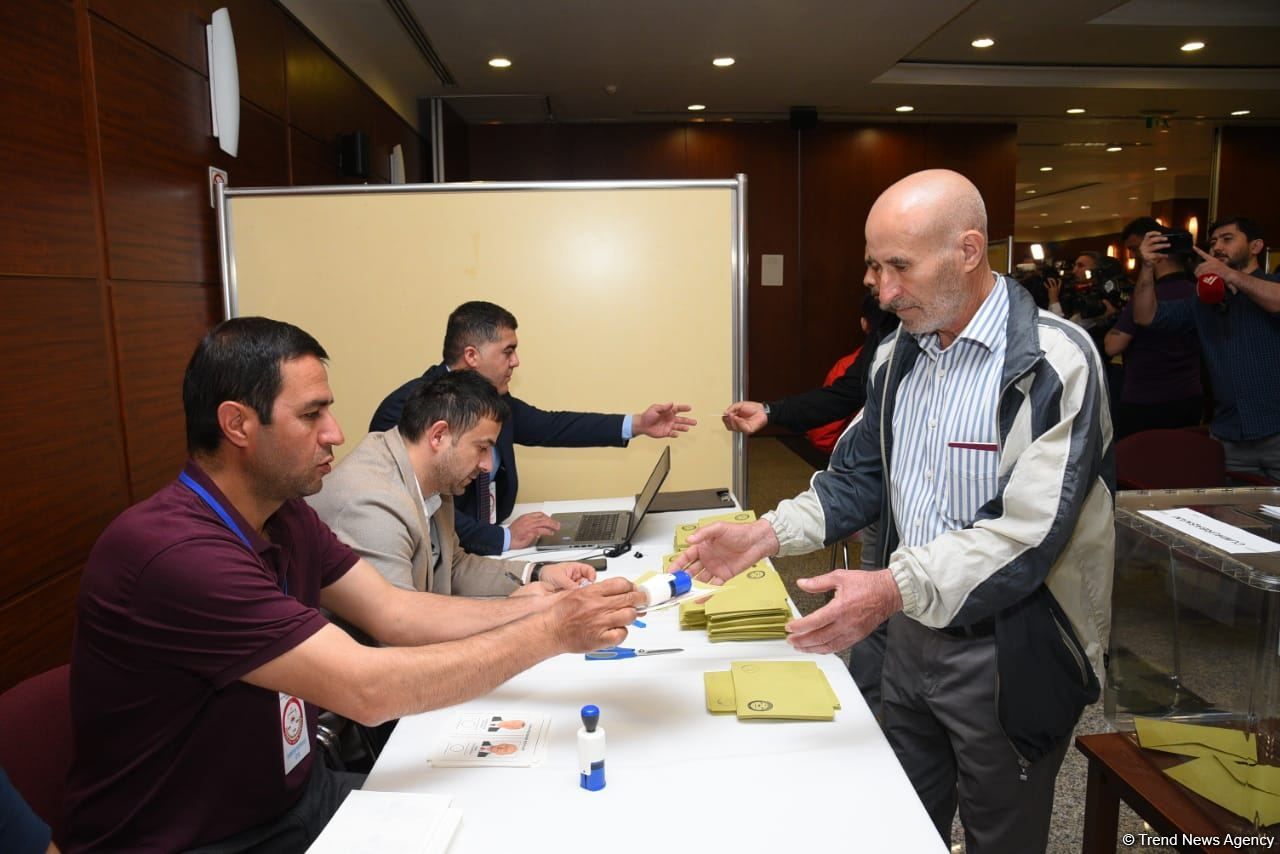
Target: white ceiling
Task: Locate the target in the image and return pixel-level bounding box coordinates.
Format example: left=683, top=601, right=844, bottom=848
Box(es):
left=279, top=0, right=1280, bottom=242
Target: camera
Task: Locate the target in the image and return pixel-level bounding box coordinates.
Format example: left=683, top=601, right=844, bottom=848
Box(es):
left=1161, top=229, right=1194, bottom=256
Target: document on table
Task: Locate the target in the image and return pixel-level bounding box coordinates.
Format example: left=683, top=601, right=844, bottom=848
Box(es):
left=306, top=790, right=460, bottom=854
left=1261, top=504, right=1280, bottom=522
left=428, top=712, right=551, bottom=767
left=1138, top=507, right=1280, bottom=554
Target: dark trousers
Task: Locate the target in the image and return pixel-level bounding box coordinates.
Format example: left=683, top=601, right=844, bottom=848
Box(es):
left=881, top=614, right=1071, bottom=854
left=184, top=763, right=364, bottom=854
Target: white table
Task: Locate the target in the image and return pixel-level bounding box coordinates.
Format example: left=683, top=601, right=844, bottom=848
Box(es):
left=364, top=499, right=944, bottom=852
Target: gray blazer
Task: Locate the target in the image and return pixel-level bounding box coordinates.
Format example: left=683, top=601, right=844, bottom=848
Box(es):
left=306, top=429, right=520, bottom=597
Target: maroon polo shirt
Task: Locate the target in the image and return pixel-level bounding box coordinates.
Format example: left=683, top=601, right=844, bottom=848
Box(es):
left=64, top=461, right=359, bottom=853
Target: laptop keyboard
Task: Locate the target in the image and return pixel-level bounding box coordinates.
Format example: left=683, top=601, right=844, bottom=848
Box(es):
left=576, top=513, right=619, bottom=542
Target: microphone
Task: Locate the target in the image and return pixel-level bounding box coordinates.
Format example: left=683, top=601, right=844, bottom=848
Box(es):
left=1197, top=272, right=1226, bottom=305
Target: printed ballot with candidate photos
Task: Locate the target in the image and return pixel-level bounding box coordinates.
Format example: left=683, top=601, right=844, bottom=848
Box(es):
left=429, top=712, right=551, bottom=767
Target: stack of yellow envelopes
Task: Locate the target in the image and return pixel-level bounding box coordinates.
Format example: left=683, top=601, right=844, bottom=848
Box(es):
left=1135, top=717, right=1280, bottom=825
left=673, top=510, right=757, bottom=551
left=703, top=661, right=839, bottom=721
left=698, top=562, right=791, bottom=641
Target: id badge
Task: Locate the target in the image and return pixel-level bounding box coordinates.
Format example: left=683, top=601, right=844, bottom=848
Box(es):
left=279, top=692, right=311, bottom=775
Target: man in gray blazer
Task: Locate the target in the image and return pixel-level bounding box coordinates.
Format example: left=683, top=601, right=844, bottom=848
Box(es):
left=308, top=371, right=596, bottom=597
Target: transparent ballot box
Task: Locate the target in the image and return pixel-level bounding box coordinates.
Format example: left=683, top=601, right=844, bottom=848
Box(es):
left=1107, top=488, right=1280, bottom=741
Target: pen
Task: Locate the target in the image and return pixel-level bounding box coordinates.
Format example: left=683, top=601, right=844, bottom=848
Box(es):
left=504, top=571, right=524, bottom=586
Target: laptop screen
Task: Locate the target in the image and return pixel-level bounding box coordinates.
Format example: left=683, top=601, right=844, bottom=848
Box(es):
left=626, top=446, right=671, bottom=537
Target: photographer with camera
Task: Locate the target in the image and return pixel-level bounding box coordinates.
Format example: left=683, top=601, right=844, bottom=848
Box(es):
left=1103, top=217, right=1203, bottom=439
left=1132, top=216, right=1280, bottom=478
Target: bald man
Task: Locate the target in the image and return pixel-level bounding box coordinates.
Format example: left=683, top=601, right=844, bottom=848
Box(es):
left=671, top=170, right=1113, bottom=853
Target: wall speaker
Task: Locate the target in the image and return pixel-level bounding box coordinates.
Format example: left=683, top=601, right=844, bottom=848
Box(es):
left=789, top=106, right=818, bottom=131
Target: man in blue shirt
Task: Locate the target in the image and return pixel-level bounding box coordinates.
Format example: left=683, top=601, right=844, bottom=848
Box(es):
left=1132, top=216, right=1280, bottom=478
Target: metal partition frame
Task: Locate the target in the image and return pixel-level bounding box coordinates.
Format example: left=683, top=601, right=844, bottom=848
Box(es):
left=216, top=176, right=749, bottom=507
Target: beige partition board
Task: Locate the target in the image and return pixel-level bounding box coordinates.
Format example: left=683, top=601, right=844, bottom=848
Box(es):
left=220, top=181, right=746, bottom=505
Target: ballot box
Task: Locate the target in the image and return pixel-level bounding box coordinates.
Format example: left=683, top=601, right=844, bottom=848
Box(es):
left=1106, top=488, right=1280, bottom=745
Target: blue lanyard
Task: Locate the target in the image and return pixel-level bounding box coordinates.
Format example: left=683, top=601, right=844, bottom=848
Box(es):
left=179, top=471, right=288, bottom=596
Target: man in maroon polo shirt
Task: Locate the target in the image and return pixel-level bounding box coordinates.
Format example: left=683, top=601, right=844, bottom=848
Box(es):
left=64, top=317, right=643, bottom=853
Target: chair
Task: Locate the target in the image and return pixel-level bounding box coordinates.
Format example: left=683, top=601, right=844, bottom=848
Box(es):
left=0, top=664, right=72, bottom=843
left=1114, top=428, right=1279, bottom=490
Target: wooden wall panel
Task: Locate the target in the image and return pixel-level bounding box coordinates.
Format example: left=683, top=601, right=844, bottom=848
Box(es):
left=89, top=0, right=215, bottom=73
left=232, top=100, right=290, bottom=188
left=1216, top=126, right=1280, bottom=249
left=0, top=570, right=82, bottom=694
left=799, top=126, right=923, bottom=386
left=687, top=124, right=800, bottom=403
left=923, top=123, right=1019, bottom=242
left=0, top=0, right=426, bottom=693
left=0, top=0, right=98, bottom=278
left=284, top=19, right=376, bottom=148
left=0, top=278, right=129, bottom=603
left=289, top=126, right=346, bottom=186
left=112, top=283, right=223, bottom=500
left=93, top=18, right=223, bottom=283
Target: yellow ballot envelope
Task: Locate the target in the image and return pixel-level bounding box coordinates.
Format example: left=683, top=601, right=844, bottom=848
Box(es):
left=701, top=661, right=839, bottom=721
left=673, top=510, right=758, bottom=550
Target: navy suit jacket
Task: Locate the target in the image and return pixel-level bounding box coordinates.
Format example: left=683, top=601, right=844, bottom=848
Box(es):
left=369, top=364, right=627, bottom=554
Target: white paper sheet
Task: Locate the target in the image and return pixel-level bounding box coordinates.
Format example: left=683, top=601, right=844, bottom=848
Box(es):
left=1139, top=507, right=1280, bottom=554
left=306, top=790, right=460, bottom=854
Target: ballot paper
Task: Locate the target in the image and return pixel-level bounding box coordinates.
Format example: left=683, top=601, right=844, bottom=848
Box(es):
left=1137, top=508, right=1280, bottom=554
left=1261, top=505, right=1280, bottom=522
left=1133, top=716, right=1280, bottom=824
left=429, top=712, right=551, bottom=767
left=1163, top=755, right=1280, bottom=826
left=306, top=790, right=461, bottom=854
left=1135, top=716, right=1257, bottom=763
left=703, top=660, right=839, bottom=721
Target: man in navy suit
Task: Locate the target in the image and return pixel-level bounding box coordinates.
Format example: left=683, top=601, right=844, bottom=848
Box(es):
left=370, top=301, right=696, bottom=555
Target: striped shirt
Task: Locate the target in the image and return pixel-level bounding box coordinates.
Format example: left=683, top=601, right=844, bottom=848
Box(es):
left=891, top=278, right=1009, bottom=548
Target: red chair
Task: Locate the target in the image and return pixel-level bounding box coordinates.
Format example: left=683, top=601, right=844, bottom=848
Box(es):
left=1115, top=428, right=1279, bottom=490
left=0, top=664, right=72, bottom=844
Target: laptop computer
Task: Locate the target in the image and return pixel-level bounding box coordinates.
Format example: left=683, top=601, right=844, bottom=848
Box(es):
left=535, top=447, right=671, bottom=550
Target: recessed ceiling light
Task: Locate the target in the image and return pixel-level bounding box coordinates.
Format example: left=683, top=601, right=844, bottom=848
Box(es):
left=1154, top=166, right=1168, bottom=171
left=1025, top=189, right=1037, bottom=194
left=971, top=37, right=995, bottom=48
left=1033, top=225, right=1040, bottom=230
left=1040, top=213, right=1049, bottom=217
left=1066, top=108, right=1086, bottom=115
left=895, top=105, right=914, bottom=113
left=1231, top=109, right=1251, bottom=116
left=1180, top=41, right=1205, bottom=52
left=1080, top=205, right=1090, bottom=210
left=1106, top=145, right=1123, bottom=152
left=1128, top=196, right=1139, bottom=200
left=712, top=57, right=735, bottom=67
left=1039, top=166, right=1053, bottom=172
left=488, top=57, right=512, bottom=68
left=687, top=104, right=706, bottom=111
left=1066, top=220, right=1074, bottom=224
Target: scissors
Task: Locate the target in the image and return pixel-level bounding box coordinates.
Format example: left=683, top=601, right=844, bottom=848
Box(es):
left=584, top=647, right=683, bottom=660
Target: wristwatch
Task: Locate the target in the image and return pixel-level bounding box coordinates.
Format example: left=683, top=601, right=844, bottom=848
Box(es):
left=529, top=563, right=545, bottom=583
